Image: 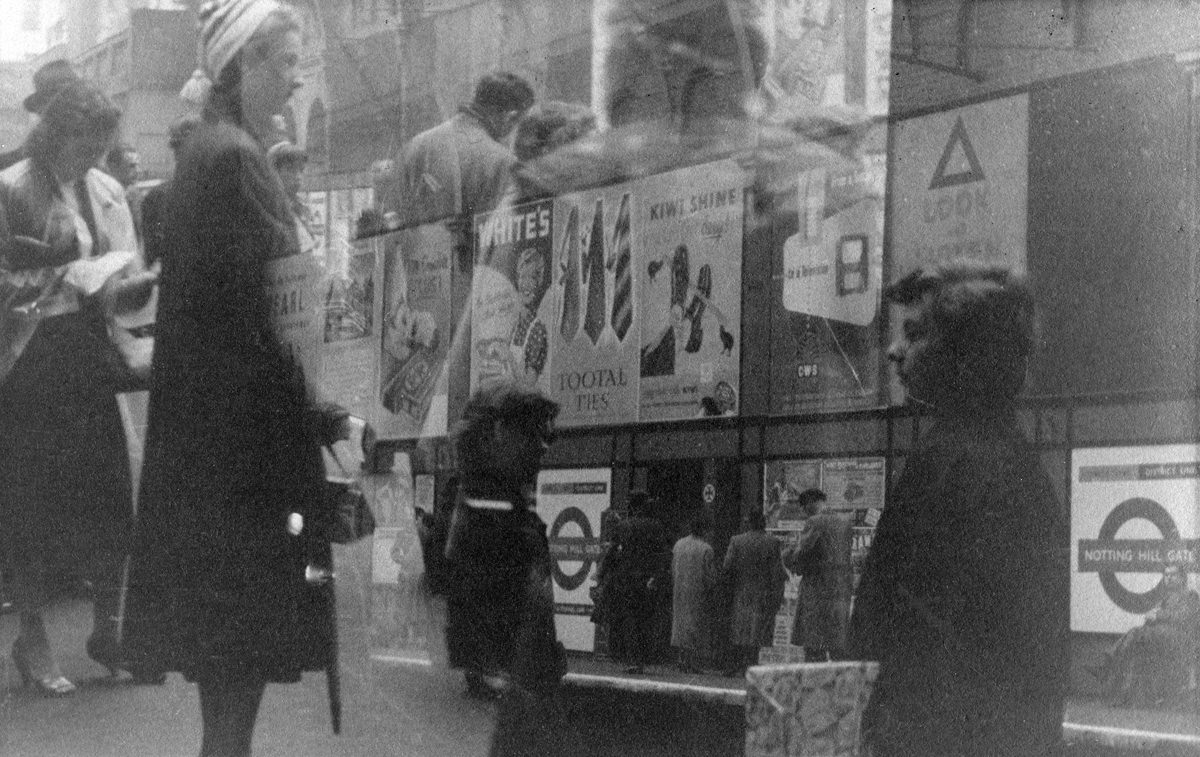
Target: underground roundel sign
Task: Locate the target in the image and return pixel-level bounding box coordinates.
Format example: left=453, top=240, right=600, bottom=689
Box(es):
left=1077, top=497, right=1200, bottom=614
left=548, top=506, right=602, bottom=591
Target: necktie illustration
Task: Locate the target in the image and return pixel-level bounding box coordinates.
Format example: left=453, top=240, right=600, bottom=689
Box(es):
left=558, top=206, right=580, bottom=341
left=608, top=193, right=632, bottom=342
left=582, top=198, right=606, bottom=346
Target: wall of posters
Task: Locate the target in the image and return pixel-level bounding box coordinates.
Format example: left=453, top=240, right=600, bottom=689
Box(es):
left=314, top=237, right=380, bottom=420
left=549, top=187, right=641, bottom=427
left=305, top=190, right=328, bottom=262
left=1071, top=445, right=1200, bottom=634
left=637, top=161, right=744, bottom=421
left=763, top=456, right=886, bottom=656
left=470, top=198, right=556, bottom=397
left=770, top=151, right=885, bottom=414
left=375, top=225, right=453, bottom=440
left=536, top=467, right=612, bottom=652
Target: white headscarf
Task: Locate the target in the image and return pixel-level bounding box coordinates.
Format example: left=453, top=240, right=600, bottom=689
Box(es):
left=197, top=0, right=283, bottom=81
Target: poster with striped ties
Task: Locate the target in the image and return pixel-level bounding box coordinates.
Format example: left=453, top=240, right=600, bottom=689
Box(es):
left=470, top=198, right=556, bottom=397
left=637, top=161, right=745, bottom=422
left=548, top=186, right=641, bottom=427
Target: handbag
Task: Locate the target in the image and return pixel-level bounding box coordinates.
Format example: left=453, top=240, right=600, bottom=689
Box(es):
left=105, top=271, right=157, bottom=384
left=321, top=441, right=376, bottom=544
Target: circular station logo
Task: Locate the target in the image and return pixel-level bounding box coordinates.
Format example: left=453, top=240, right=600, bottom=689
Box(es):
left=1078, top=497, right=1197, bottom=614
left=548, top=506, right=599, bottom=591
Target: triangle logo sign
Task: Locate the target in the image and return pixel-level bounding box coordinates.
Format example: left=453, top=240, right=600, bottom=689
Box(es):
left=929, top=116, right=985, bottom=190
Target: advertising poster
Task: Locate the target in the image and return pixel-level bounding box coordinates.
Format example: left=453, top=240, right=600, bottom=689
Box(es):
left=637, top=161, right=745, bottom=421
left=305, top=190, right=328, bottom=262
left=887, top=95, right=1028, bottom=403
left=314, top=236, right=380, bottom=420
left=763, top=457, right=885, bottom=656
left=470, top=199, right=556, bottom=396
left=762, top=0, right=892, bottom=119
left=549, top=186, right=640, bottom=427
left=770, top=150, right=886, bottom=414
left=536, top=468, right=611, bottom=652
left=889, top=94, right=1028, bottom=276
left=1071, top=445, right=1200, bottom=633
left=366, top=455, right=439, bottom=661
left=376, top=224, right=453, bottom=440
left=265, top=250, right=324, bottom=386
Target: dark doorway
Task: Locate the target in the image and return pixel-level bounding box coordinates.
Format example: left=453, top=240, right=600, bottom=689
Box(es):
left=644, top=460, right=705, bottom=543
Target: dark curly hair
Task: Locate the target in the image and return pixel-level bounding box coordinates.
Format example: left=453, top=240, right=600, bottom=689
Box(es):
left=886, top=261, right=1036, bottom=404
left=452, top=383, right=559, bottom=479
left=25, top=81, right=121, bottom=170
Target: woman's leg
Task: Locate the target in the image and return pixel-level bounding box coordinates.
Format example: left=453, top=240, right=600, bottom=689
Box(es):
left=197, top=667, right=267, bottom=757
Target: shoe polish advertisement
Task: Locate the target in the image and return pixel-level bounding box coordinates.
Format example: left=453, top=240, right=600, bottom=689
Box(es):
left=769, top=149, right=886, bottom=414
left=549, top=188, right=640, bottom=427
left=469, top=198, right=555, bottom=397
left=375, top=225, right=453, bottom=439
left=637, top=161, right=744, bottom=422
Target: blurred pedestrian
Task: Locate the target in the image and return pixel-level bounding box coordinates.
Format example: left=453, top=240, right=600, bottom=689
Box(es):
left=121, top=3, right=350, bottom=756
left=722, top=510, right=786, bottom=676
left=104, top=143, right=144, bottom=244
left=507, top=100, right=597, bottom=203
left=0, top=59, right=82, bottom=170
left=0, top=78, right=149, bottom=696
left=850, top=262, right=1069, bottom=757
left=603, top=490, right=671, bottom=674
left=671, top=513, right=718, bottom=674
left=267, top=141, right=318, bottom=256
left=781, top=488, right=853, bottom=662
left=140, top=115, right=201, bottom=269
left=385, top=71, right=534, bottom=263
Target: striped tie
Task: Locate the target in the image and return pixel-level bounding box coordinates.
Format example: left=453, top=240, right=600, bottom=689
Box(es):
left=558, top=206, right=580, bottom=341
left=609, top=193, right=632, bottom=342
left=582, top=199, right=606, bottom=345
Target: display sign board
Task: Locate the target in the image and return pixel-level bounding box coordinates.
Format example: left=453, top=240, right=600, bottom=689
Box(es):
left=1071, top=445, right=1200, bottom=633
left=536, top=468, right=611, bottom=652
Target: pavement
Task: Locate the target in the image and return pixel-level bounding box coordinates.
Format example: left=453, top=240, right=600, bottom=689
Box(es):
left=3, top=596, right=1200, bottom=756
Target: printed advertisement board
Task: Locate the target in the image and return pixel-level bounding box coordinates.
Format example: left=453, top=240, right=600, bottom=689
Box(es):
left=536, top=468, right=611, bottom=652
left=637, top=161, right=744, bottom=421
left=549, top=187, right=641, bottom=427
left=471, top=198, right=556, bottom=397
left=1071, top=445, right=1200, bottom=633
left=770, top=149, right=885, bottom=414
left=375, top=225, right=453, bottom=439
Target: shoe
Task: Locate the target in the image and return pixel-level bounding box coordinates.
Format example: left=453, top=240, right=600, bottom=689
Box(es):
left=86, top=634, right=166, bottom=685
left=12, top=638, right=75, bottom=697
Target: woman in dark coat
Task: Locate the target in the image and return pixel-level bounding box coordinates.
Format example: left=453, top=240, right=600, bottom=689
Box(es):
left=122, top=3, right=343, bottom=755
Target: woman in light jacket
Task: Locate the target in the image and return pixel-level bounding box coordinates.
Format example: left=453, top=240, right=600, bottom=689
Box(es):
left=0, top=79, right=150, bottom=696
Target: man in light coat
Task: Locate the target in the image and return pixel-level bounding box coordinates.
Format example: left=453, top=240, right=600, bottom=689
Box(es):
left=671, top=513, right=717, bottom=673
left=722, top=509, right=787, bottom=676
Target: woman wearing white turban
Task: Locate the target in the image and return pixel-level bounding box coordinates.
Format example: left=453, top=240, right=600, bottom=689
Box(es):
left=122, top=3, right=347, bottom=755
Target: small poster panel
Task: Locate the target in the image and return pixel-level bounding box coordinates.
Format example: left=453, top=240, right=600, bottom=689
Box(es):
left=1071, top=445, right=1200, bottom=633
left=637, top=161, right=744, bottom=421
left=265, top=250, right=324, bottom=387
left=549, top=187, right=640, bottom=426
left=764, top=457, right=885, bottom=654
left=305, top=190, right=328, bottom=262
left=314, top=236, right=380, bottom=420
left=366, top=454, right=438, bottom=661
left=470, top=199, right=556, bottom=396
left=375, top=225, right=453, bottom=440
left=536, top=468, right=611, bottom=652
left=770, top=150, right=885, bottom=414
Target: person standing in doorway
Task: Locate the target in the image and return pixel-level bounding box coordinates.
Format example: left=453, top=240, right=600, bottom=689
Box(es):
left=671, top=513, right=718, bottom=674
left=781, top=488, right=853, bottom=662
left=603, top=491, right=671, bottom=674
left=722, top=510, right=787, bottom=676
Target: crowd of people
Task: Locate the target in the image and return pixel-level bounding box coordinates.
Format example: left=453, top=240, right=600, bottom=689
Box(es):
left=3, top=1, right=1191, bottom=756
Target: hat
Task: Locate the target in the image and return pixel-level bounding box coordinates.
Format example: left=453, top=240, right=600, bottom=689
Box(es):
left=24, top=59, right=81, bottom=113
left=197, top=0, right=283, bottom=80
